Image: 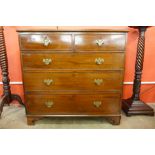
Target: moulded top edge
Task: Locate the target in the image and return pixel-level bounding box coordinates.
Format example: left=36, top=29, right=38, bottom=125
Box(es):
left=16, top=28, right=129, bottom=32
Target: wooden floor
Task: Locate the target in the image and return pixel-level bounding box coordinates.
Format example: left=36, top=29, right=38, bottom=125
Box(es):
left=0, top=103, right=155, bottom=129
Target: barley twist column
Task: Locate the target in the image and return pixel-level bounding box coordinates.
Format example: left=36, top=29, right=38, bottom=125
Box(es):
left=0, top=26, right=12, bottom=101
left=0, top=26, right=25, bottom=118
left=132, top=27, right=145, bottom=100
left=122, top=26, right=154, bottom=116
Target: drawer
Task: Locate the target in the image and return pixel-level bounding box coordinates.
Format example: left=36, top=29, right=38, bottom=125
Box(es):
left=26, top=93, right=121, bottom=115
left=19, top=33, right=72, bottom=50
left=23, top=71, right=123, bottom=91
left=74, top=34, right=126, bottom=51
left=22, top=53, right=124, bottom=70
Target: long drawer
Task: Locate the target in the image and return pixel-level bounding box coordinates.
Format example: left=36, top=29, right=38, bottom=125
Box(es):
left=74, top=34, right=126, bottom=51
left=19, top=34, right=73, bottom=50
left=21, top=53, right=124, bottom=70
left=23, top=71, right=123, bottom=91
left=26, top=93, right=121, bottom=115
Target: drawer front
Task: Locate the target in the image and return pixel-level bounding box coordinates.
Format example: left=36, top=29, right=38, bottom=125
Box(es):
left=19, top=34, right=72, bottom=50
left=26, top=93, right=121, bottom=115
left=23, top=71, right=123, bottom=91
left=22, top=53, right=124, bottom=70
left=75, top=34, right=126, bottom=51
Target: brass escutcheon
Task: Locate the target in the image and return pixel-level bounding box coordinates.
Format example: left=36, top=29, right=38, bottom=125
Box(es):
left=43, top=36, right=52, bottom=46
left=95, top=39, right=104, bottom=46
left=43, top=79, right=53, bottom=86
left=95, top=58, right=104, bottom=65
left=45, top=101, right=54, bottom=108
left=93, top=101, right=102, bottom=108
left=43, top=58, right=52, bottom=65
left=94, top=79, right=103, bottom=85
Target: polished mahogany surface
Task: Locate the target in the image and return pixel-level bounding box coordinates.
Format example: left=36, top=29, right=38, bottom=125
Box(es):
left=23, top=71, right=123, bottom=91
left=21, top=53, right=124, bottom=70
left=26, top=93, right=121, bottom=115
left=74, top=34, right=126, bottom=51
left=19, top=34, right=72, bottom=50
left=18, top=29, right=127, bottom=125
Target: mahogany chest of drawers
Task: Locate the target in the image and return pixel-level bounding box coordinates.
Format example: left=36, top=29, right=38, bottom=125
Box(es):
left=17, top=29, right=128, bottom=125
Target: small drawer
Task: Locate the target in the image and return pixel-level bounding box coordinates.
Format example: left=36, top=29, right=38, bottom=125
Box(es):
left=19, top=33, right=72, bottom=50
left=26, top=93, right=121, bottom=115
left=23, top=71, right=123, bottom=91
left=74, top=34, right=126, bottom=51
left=21, top=53, right=124, bottom=70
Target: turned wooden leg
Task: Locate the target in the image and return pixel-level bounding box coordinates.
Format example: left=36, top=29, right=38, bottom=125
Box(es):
left=0, top=97, right=5, bottom=118
left=106, top=116, right=121, bottom=125
left=0, top=95, right=8, bottom=118
left=11, top=94, right=25, bottom=106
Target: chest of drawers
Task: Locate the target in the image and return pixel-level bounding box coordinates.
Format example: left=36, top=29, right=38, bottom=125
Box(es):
left=17, top=29, right=128, bottom=125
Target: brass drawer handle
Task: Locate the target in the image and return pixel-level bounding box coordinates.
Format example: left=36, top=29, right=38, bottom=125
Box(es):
left=93, top=101, right=102, bottom=108
left=43, top=36, right=52, bottom=46
left=43, top=58, right=52, bottom=65
left=95, top=58, right=104, bottom=65
left=95, top=39, right=104, bottom=46
left=94, top=79, right=103, bottom=85
left=45, top=101, right=54, bottom=108
left=43, top=79, right=53, bottom=86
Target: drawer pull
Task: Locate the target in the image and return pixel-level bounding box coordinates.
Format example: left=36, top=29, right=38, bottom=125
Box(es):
left=43, top=36, right=52, bottom=46
left=43, top=79, right=53, bottom=86
left=95, top=58, right=104, bottom=65
left=43, top=58, right=52, bottom=65
left=95, top=39, right=104, bottom=46
left=93, top=101, right=102, bottom=108
left=45, top=101, right=54, bottom=108
left=94, top=79, right=103, bottom=85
